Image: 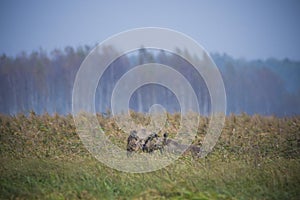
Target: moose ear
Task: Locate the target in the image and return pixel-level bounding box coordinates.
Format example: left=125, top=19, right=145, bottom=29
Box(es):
left=130, top=130, right=137, bottom=135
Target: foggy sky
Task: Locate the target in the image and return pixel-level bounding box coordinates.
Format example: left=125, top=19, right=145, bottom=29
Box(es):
left=1, top=0, right=300, bottom=60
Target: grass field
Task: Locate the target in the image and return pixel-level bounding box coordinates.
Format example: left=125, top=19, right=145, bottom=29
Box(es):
left=0, top=112, right=299, bottom=199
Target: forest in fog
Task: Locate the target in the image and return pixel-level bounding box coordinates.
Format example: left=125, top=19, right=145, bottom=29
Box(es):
left=0, top=45, right=299, bottom=116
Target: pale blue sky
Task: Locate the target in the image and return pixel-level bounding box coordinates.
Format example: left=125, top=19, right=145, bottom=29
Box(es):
left=1, top=0, right=299, bottom=60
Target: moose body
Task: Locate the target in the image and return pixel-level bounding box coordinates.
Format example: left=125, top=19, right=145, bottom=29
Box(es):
left=127, top=131, right=202, bottom=157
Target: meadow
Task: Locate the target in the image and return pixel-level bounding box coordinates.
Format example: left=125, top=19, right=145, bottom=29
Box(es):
left=0, top=112, right=299, bottom=199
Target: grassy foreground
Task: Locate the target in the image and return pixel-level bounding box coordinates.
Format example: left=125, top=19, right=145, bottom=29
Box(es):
left=0, top=112, right=299, bottom=199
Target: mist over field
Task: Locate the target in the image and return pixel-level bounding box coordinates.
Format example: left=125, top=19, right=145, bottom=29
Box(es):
left=1, top=1, right=300, bottom=199
left=0, top=46, right=299, bottom=116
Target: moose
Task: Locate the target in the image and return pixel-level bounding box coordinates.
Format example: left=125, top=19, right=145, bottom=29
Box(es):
left=126, top=130, right=202, bottom=157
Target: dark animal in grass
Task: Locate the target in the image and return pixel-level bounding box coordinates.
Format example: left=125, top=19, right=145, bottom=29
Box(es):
left=126, top=130, right=144, bottom=157
left=126, top=131, right=202, bottom=157
left=142, top=133, right=160, bottom=153
left=163, top=132, right=203, bottom=157
left=142, top=132, right=168, bottom=154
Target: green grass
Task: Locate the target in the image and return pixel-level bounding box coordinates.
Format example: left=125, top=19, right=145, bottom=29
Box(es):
left=0, top=112, right=299, bottom=199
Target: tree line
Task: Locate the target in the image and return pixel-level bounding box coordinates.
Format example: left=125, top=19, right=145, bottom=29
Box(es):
left=0, top=45, right=299, bottom=116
